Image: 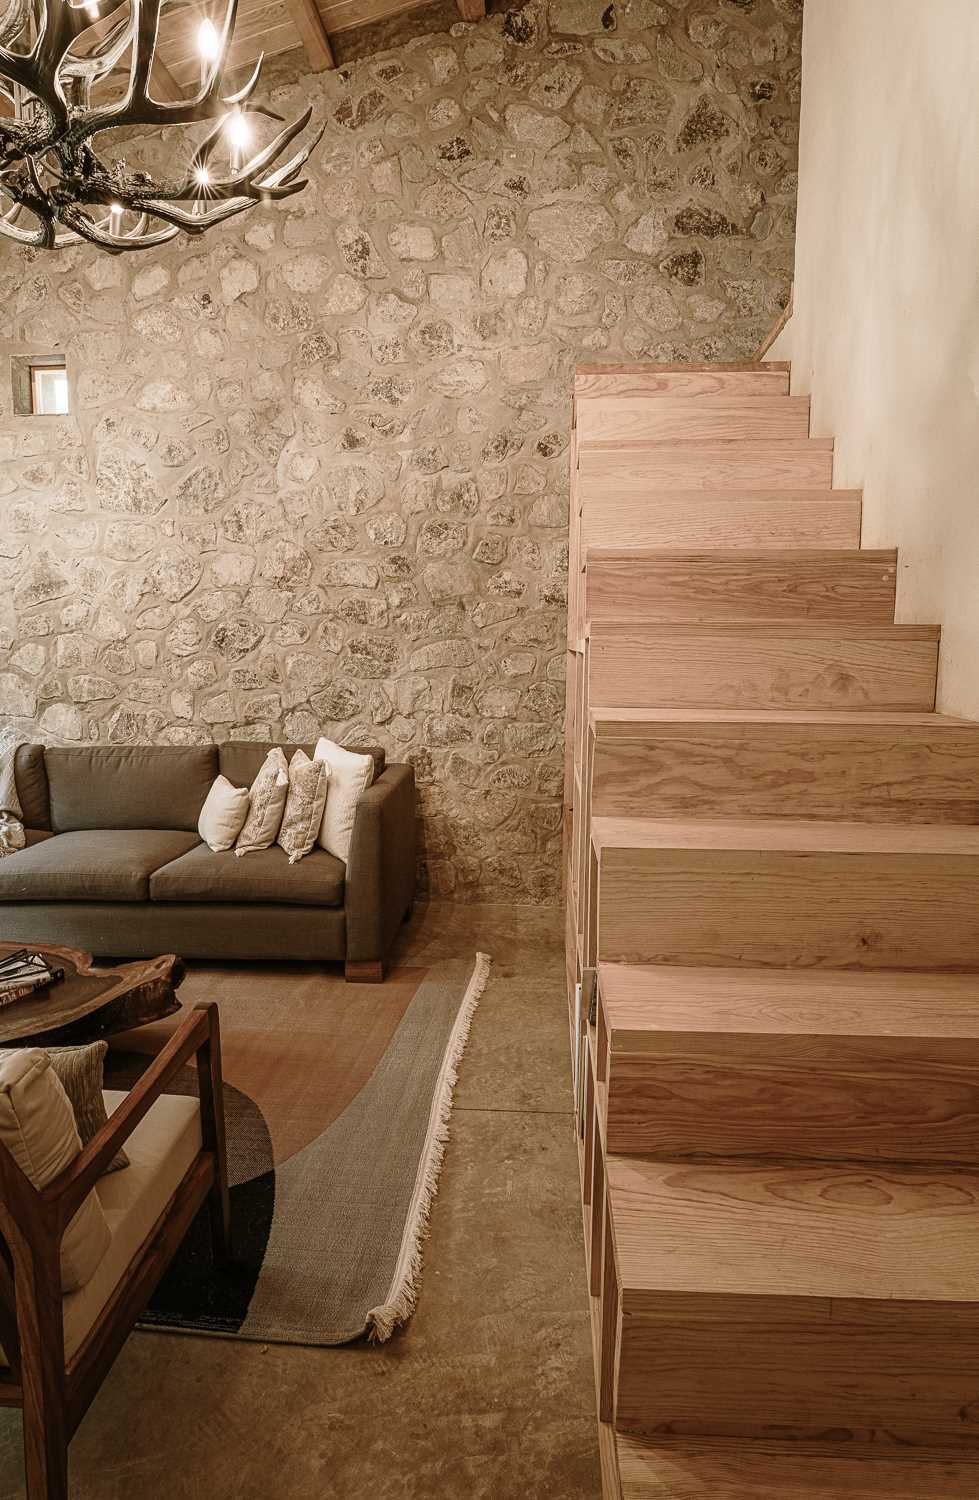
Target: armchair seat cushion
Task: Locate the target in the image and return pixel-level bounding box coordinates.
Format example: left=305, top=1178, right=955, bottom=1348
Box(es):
left=62, top=1091, right=202, bottom=1360
left=0, top=830, right=199, bottom=903
left=150, top=841, right=345, bottom=907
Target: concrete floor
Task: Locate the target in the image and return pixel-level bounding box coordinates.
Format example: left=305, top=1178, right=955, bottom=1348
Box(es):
left=0, top=902, right=601, bottom=1499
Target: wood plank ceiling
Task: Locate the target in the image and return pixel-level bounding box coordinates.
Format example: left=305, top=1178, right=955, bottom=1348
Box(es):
left=155, top=0, right=487, bottom=92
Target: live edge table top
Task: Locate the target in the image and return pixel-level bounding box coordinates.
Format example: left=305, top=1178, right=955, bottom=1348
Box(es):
left=0, top=943, right=185, bottom=1047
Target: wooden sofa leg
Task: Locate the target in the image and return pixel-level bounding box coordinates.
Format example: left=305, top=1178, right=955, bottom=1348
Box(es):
left=345, top=960, right=385, bottom=984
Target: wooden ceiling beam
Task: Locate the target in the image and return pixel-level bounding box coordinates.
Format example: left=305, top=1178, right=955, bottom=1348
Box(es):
left=456, top=0, right=486, bottom=18
left=283, top=0, right=336, bottom=70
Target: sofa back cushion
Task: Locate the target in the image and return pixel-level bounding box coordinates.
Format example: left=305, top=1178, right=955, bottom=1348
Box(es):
left=45, top=747, right=218, bottom=832
left=14, top=744, right=50, bottom=829
left=218, top=742, right=385, bottom=789
left=0, top=1048, right=111, bottom=1291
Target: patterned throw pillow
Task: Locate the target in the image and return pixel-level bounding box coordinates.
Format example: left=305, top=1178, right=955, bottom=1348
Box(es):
left=277, top=750, right=330, bottom=864
left=235, top=747, right=289, bottom=857
left=46, top=1041, right=129, bottom=1173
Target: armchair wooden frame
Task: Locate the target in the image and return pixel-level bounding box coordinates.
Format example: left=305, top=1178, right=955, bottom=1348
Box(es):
left=0, top=1002, right=231, bottom=1500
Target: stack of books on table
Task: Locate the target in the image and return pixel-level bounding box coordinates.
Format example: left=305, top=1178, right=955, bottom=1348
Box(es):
left=0, top=950, right=65, bottom=1008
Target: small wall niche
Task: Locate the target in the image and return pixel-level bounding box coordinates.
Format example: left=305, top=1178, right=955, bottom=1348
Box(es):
left=11, top=354, right=70, bottom=416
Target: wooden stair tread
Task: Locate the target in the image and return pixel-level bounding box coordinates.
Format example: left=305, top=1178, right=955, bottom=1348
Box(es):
left=576, top=487, right=859, bottom=502
left=576, top=361, right=791, bottom=374
left=598, top=964, right=979, bottom=1041
left=617, top=1434, right=979, bottom=1498
left=582, top=550, right=897, bottom=626
left=579, top=438, right=835, bottom=453
left=575, top=397, right=811, bottom=443
left=583, top=547, right=892, bottom=563
left=587, top=621, right=940, bottom=640
left=590, top=707, right=972, bottom=732
left=608, top=1155, right=979, bottom=1305
left=592, top=816, right=979, bottom=856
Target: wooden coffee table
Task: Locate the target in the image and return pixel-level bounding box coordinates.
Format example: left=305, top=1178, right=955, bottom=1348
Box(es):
left=0, top=943, right=185, bottom=1047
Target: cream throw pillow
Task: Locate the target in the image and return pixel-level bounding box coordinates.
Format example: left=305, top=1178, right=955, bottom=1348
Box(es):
left=314, top=738, right=373, bottom=864
left=198, top=774, right=251, bottom=852
left=0, top=1049, right=110, bottom=1291
left=277, top=750, right=330, bottom=864
left=235, top=748, right=289, bottom=857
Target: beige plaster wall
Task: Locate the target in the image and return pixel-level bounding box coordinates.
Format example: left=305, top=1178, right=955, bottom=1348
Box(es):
left=787, top=0, right=979, bottom=717
left=0, top=0, right=800, bottom=899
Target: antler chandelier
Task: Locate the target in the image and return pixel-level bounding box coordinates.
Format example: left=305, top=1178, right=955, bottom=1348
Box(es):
left=0, top=0, right=322, bottom=252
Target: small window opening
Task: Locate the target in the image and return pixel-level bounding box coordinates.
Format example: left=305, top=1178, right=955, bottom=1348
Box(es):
left=11, top=354, right=70, bottom=416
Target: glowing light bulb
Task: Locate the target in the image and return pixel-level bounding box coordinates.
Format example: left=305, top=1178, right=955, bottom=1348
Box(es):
left=197, top=19, right=220, bottom=60
left=195, top=166, right=210, bottom=189
left=84, top=1, right=99, bottom=19
left=226, top=111, right=249, bottom=151
left=109, top=201, right=123, bottom=224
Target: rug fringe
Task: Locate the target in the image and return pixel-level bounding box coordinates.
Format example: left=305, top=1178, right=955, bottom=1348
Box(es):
left=366, top=951, right=491, bottom=1343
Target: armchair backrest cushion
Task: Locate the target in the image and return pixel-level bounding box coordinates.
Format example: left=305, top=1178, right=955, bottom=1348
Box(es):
left=45, top=746, right=219, bottom=832
left=0, top=1049, right=111, bottom=1291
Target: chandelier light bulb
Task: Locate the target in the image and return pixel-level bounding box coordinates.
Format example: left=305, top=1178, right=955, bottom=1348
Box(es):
left=197, top=19, right=220, bottom=61
left=84, top=1, right=99, bottom=19
left=195, top=165, right=210, bottom=188
left=226, top=110, right=249, bottom=150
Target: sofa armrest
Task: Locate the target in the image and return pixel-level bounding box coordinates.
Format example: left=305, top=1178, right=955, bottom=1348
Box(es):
left=344, top=764, right=417, bottom=964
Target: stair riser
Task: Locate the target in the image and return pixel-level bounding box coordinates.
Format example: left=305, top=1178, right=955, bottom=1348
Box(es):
left=578, top=445, right=833, bottom=491
left=605, top=1037, right=979, bottom=1162
left=585, top=554, right=896, bottom=625
left=589, top=638, right=938, bottom=711
left=575, top=398, right=811, bottom=445
left=591, top=727, right=979, bottom=824
left=598, top=849, right=979, bottom=970
left=579, top=495, right=862, bottom=552
left=575, top=370, right=790, bottom=399
left=615, top=1310, right=979, bottom=1447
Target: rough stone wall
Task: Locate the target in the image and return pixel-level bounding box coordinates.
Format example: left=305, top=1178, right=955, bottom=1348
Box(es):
left=0, top=0, right=801, bottom=902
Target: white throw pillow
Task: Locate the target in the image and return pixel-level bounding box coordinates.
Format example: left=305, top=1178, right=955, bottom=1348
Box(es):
left=0, top=1049, right=110, bottom=1291
left=277, top=750, right=330, bottom=864
left=234, top=748, right=289, bottom=857
left=198, top=775, right=250, bottom=853
left=314, top=738, right=373, bottom=864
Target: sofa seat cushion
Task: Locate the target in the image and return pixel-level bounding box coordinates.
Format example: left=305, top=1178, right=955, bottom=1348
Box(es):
left=61, top=1090, right=202, bottom=1360
left=150, top=841, right=345, bottom=907
left=0, top=830, right=200, bottom=902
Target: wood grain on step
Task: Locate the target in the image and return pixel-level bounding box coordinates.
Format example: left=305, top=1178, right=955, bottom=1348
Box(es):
left=596, top=836, right=979, bottom=971
left=575, top=397, right=811, bottom=444
left=584, top=549, right=896, bottom=625
left=578, top=489, right=862, bottom=552
left=577, top=440, right=834, bottom=490
left=588, top=624, right=939, bottom=711
left=589, top=713, right=979, bottom=823
left=617, top=1434, right=979, bottom=1500
left=610, top=1158, right=979, bottom=1442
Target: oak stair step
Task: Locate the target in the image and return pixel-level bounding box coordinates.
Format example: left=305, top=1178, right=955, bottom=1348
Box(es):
left=588, top=708, right=979, bottom=823
left=575, top=396, right=810, bottom=445
left=577, top=439, right=834, bottom=491
left=606, top=1155, right=979, bottom=1444
left=595, top=963, right=979, bottom=1162
left=587, top=622, right=939, bottom=712
left=592, top=817, right=979, bottom=971
left=574, top=362, right=790, bottom=400
left=577, top=488, right=862, bottom=552
left=616, top=1433, right=979, bottom=1497
left=583, top=548, right=896, bottom=626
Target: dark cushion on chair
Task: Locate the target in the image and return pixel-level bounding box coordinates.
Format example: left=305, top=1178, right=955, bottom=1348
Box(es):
left=14, top=745, right=50, bottom=829
left=0, top=831, right=200, bottom=902
left=217, top=743, right=385, bottom=790
left=45, top=748, right=218, bottom=833
left=150, top=842, right=345, bottom=907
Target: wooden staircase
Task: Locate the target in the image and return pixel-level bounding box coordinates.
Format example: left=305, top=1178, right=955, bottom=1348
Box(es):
left=564, top=362, right=979, bottom=1495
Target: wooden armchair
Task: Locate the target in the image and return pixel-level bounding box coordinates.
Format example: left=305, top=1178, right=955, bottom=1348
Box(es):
left=0, top=1003, right=230, bottom=1500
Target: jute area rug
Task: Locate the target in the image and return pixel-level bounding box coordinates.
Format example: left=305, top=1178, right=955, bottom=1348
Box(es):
left=106, top=953, right=490, bottom=1346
